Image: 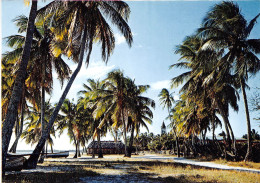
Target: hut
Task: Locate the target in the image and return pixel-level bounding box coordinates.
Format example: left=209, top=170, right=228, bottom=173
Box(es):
left=87, top=141, right=125, bottom=155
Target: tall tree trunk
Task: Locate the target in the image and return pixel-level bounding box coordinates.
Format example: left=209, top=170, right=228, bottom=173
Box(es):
left=172, top=129, right=180, bottom=157
left=51, top=144, right=53, bottom=154
left=78, top=142, right=81, bottom=157
left=46, top=141, right=48, bottom=154
left=2, top=1, right=37, bottom=173
left=217, top=102, right=232, bottom=150
left=241, top=79, right=252, bottom=161
left=74, top=141, right=78, bottom=159
left=115, top=130, right=118, bottom=142
left=24, top=24, right=89, bottom=169
left=92, top=138, right=95, bottom=158
left=39, top=61, right=46, bottom=163
left=97, top=129, right=103, bottom=158
left=122, top=109, right=128, bottom=157
left=227, top=120, right=237, bottom=157
left=9, top=85, right=26, bottom=153
left=126, top=125, right=135, bottom=157
left=73, top=133, right=78, bottom=159
left=212, top=118, right=216, bottom=143
left=15, top=117, right=19, bottom=140
left=176, top=136, right=180, bottom=157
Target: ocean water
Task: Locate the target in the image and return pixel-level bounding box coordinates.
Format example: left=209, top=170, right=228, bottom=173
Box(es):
left=16, top=150, right=75, bottom=155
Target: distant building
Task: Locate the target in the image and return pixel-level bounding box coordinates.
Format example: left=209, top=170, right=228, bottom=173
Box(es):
left=161, top=121, right=166, bottom=135
left=87, top=141, right=125, bottom=154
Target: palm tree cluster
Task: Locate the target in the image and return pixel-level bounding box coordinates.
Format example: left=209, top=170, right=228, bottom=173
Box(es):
left=168, top=1, right=260, bottom=161
left=77, top=70, right=155, bottom=158
left=2, top=0, right=133, bottom=171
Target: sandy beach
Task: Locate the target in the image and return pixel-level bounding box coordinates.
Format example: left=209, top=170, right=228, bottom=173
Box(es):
left=3, top=154, right=260, bottom=183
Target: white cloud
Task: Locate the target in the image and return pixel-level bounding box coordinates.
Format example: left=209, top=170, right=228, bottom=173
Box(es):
left=115, top=33, right=126, bottom=45
left=71, top=60, right=115, bottom=80
left=150, top=80, right=171, bottom=90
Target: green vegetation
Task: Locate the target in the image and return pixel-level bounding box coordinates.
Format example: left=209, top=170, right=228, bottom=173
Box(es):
left=3, top=159, right=260, bottom=183
left=166, top=1, right=260, bottom=162
left=1, top=0, right=260, bottom=176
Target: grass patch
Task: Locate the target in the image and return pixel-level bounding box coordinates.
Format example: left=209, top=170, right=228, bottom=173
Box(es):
left=213, top=159, right=260, bottom=169
left=145, top=163, right=260, bottom=183
left=3, top=157, right=260, bottom=183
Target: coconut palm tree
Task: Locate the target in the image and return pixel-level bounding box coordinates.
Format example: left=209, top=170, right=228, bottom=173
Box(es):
left=78, top=79, right=107, bottom=158
left=2, top=57, right=41, bottom=153
left=3, top=15, right=71, bottom=159
left=158, top=88, right=181, bottom=156
left=93, top=70, right=129, bottom=156
left=94, top=73, right=154, bottom=157
left=21, top=101, right=56, bottom=153
left=26, top=1, right=132, bottom=168
left=2, top=1, right=38, bottom=171
left=125, top=80, right=155, bottom=157
left=198, top=1, right=260, bottom=161
left=171, top=34, right=239, bottom=154
left=57, top=99, right=83, bottom=158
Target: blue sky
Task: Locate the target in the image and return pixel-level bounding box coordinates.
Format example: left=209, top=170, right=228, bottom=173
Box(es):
left=1, top=1, right=260, bottom=150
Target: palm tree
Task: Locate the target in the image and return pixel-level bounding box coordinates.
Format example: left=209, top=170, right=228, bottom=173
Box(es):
left=3, top=15, right=71, bottom=160
left=57, top=99, right=83, bottom=158
left=21, top=101, right=56, bottom=153
left=125, top=80, right=155, bottom=157
left=198, top=1, right=260, bottom=161
left=93, top=70, right=129, bottom=156
left=2, top=58, right=27, bottom=153
left=27, top=1, right=132, bottom=168
left=92, top=71, right=154, bottom=157
left=171, top=34, right=239, bottom=155
left=26, top=1, right=132, bottom=168
left=78, top=79, right=106, bottom=158
left=2, top=1, right=38, bottom=172
left=158, top=88, right=181, bottom=156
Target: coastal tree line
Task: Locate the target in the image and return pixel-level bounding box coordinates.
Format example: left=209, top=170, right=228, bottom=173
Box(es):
left=1, top=0, right=260, bottom=173
left=2, top=0, right=133, bottom=171
left=162, top=1, right=260, bottom=161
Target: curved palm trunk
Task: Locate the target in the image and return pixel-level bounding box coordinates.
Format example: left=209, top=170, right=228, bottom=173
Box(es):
left=24, top=25, right=89, bottom=169
left=2, top=1, right=37, bottom=173
left=39, top=61, right=46, bottom=163
left=227, top=120, right=237, bottom=157
left=46, top=142, right=48, bottom=154
left=216, top=102, right=232, bottom=150
left=9, top=85, right=26, bottom=153
left=240, top=79, right=252, bottom=161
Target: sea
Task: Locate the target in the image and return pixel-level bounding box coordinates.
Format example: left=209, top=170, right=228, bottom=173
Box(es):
left=16, top=150, right=75, bottom=155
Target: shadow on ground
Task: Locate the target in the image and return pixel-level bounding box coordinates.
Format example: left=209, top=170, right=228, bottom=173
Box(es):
left=2, top=160, right=223, bottom=183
